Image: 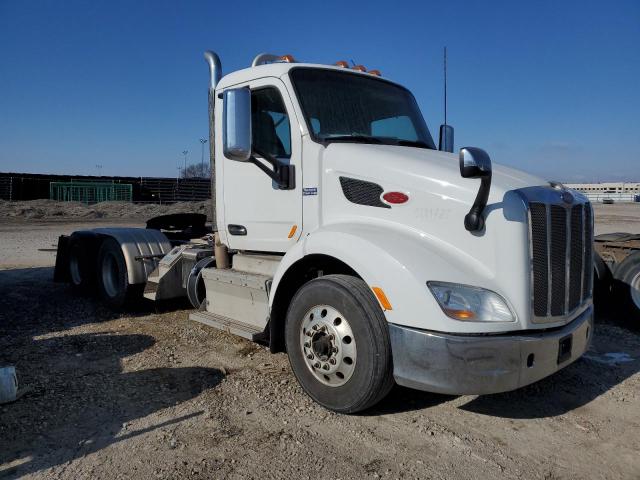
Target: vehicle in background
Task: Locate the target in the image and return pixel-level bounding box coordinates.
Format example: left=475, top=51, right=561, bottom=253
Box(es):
left=55, top=50, right=596, bottom=412
left=594, top=234, right=640, bottom=328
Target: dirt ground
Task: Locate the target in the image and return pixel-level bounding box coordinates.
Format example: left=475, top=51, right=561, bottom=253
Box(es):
left=1, top=201, right=639, bottom=479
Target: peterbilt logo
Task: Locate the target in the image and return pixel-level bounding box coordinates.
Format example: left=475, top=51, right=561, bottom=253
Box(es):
left=549, top=181, right=574, bottom=204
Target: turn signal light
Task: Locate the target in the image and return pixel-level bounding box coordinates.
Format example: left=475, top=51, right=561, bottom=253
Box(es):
left=382, top=191, right=409, bottom=204
left=444, top=308, right=476, bottom=320
left=335, top=60, right=349, bottom=68
left=372, top=287, right=393, bottom=311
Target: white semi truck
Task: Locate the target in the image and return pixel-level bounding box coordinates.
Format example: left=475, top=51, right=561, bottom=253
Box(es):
left=54, top=51, right=594, bottom=413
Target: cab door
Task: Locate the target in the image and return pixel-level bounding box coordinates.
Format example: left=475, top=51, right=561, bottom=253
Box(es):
left=221, top=78, right=302, bottom=252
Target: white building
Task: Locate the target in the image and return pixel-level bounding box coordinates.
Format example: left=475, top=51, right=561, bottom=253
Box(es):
left=564, top=182, right=640, bottom=202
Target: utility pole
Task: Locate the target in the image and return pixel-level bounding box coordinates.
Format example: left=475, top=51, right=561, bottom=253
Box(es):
left=182, top=150, right=189, bottom=178
left=199, top=138, right=208, bottom=177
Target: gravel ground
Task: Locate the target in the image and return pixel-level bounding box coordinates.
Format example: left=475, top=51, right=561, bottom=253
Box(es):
left=1, top=202, right=639, bottom=479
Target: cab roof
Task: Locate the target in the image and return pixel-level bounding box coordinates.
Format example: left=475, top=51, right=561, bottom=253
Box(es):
left=216, top=62, right=401, bottom=90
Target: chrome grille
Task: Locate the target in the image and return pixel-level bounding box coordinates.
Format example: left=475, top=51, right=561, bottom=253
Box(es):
left=528, top=198, right=593, bottom=321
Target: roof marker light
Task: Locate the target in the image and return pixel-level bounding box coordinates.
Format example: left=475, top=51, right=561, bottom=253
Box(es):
left=280, top=54, right=296, bottom=63
left=368, top=69, right=381, bottom=76
left=352, top=65, right=367, bottom=72
left=335, top=61, right=349, bottom=68
left=382, top=191, right=409, bottom=204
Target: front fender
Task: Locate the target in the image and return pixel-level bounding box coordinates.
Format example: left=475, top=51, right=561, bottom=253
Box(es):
left=271, top=221, right=517, bottom=334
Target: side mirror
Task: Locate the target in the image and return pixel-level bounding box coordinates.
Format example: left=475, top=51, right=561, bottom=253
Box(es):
left=438, top=124, right=454, bottom=153
left=223, top=88, right=252, bottom=161
left=459, top=147, right=491, bottom=178
left=459, top=147, right=492, bottom=232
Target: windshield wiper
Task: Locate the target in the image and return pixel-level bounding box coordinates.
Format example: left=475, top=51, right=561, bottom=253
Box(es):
left=321, top=134, right=384, bottom=144
left=393, top=139, right=432, bottom=149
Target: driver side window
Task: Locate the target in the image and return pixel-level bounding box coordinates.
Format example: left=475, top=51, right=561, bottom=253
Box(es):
left=252, top=88, right=291, bottom=159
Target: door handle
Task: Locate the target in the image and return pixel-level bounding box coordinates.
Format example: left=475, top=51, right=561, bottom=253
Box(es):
left=228, top=224, right=247, bottom=236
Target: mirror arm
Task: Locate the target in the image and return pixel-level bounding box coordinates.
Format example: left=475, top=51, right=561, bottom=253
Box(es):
left=250, top=148, right=295, bottom=189
left=464, top=173, right=492, bottom=232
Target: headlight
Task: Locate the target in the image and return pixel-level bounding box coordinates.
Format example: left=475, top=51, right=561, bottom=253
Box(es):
left=427, top=281, right=516, bottom=322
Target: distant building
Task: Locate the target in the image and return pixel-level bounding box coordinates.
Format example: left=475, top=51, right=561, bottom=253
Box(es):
left=564, top=182, right=640, bottom=202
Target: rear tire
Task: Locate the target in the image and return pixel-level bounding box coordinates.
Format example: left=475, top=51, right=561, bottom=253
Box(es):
left=285, top=274, right=394, bottom=413
left=96, top=238, right=142, bottom=309
left=68, top=237, right=94, bottom=294
left=593, top=251, right=612, bottom=316
left=612, top=252, right=640, bottom=329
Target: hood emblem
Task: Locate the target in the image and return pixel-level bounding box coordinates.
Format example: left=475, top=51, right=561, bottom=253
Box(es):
left=549, top=181, right=574, bottom=204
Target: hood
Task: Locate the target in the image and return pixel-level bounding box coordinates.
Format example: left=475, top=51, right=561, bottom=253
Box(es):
left=322, top=143, right=545, bottom=207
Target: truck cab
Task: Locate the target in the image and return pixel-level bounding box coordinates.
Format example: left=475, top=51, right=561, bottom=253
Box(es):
left=56, top=51, right=595, bottom=413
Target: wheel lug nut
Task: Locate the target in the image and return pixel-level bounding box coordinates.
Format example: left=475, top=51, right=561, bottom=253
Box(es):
left=322, top=364, right=330, bottom=370
left=313, top=362, right=320, bottom=369
left=307, top=354, right=314, bottom=360
left=306, top=331, right=313, bottom=337
left=304, top=342, right=310, bottom=348
left=312, top=324, right=319, bottom=330
left=329, top=358, right=336, bottom=365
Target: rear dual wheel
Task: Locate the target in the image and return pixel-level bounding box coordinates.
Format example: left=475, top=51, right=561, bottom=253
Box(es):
left=96, top=238, right=143, bottom=309
left=285, top=275, right=394, bottom=413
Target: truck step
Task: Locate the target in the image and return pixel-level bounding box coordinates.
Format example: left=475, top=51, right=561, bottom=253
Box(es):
left=143, top=276, right=159, bottom=301
left=189, top=310, right=264, bottom=341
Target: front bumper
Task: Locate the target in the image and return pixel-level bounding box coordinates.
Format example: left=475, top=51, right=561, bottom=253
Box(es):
left=389, top=305, right=593, bottom=395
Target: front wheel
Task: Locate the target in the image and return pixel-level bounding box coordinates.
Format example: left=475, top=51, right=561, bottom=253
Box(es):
left=285, top=274, right=394, bottom=413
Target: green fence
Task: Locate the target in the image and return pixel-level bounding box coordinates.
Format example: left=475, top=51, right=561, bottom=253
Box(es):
left=49, top=181, right=133, bottom=204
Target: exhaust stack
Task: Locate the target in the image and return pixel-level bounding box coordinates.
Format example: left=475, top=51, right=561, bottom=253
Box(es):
left=204, top=51, right=230, bottom=268
left=203, top=50, right=221, bottom=225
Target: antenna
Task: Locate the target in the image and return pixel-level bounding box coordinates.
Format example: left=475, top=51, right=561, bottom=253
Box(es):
left=444, top=46, right=447, bottom=125
left=438, top=46, right=454, bottom=153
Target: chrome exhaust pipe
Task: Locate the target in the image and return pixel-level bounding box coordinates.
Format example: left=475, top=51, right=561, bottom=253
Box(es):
left=203, top=51, right=221, bottom=228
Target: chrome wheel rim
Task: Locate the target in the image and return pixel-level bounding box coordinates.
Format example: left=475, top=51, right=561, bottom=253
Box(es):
left=102, top=252, right=120, bottom=298
left=299, top=305, right=356, bottom=387
left=631, top=271, right=640, bottom=310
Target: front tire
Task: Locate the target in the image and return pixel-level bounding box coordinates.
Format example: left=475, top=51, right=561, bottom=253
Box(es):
left=285, top=274, right=394, bottom=413
left=96, top=238, right=142, bottom=309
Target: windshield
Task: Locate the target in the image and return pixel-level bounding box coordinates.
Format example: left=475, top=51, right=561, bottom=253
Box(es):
left=290, top=68, right=436, bottom=149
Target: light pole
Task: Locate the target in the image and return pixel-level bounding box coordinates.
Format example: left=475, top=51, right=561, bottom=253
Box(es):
left=199, top=138, right=208, bottom=177
left=182, top=150, right=189, bottom=178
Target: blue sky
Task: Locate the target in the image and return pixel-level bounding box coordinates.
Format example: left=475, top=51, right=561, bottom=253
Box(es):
left=0, top=0, right=638, bottom=181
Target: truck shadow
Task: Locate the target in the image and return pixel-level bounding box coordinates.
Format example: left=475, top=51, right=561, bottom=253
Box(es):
left=0, top=267, right=222, bottom=478
left=0, top=332, right=222, bottom=479
left=0, top=267, right=191, bottom=337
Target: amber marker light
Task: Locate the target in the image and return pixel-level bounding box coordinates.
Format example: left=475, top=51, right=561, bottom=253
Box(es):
left=335, top=61, right=349, bottom=68
left=287, top=225, right=298, bottom=239
left=368, top=69, right=381, bottom=76
left=372, top=286, right=393, bottom=311
left=443, top=308, right=476, bottom=320
left=280, top=54, right=296, bottom=63
left=352, top=65, right=367, bottom=72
